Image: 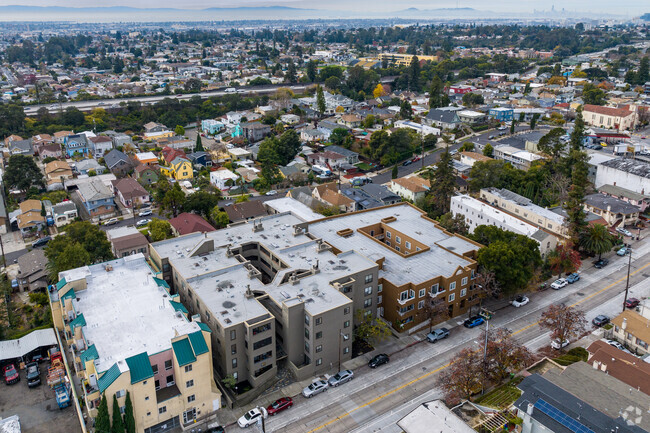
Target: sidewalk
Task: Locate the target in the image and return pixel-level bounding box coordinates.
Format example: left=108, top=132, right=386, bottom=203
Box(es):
left=1, top=230, right=26, bottom=254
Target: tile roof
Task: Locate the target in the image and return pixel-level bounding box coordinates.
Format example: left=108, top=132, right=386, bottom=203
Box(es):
left=587, top=340, right=650, bottom=395
left=98, top=362, right=122, bottom=393
left=125, top=352, right=154, bottom=384
left=612, top=310, right=650, bottom=347
left=583, top=104, right=634, bottom=118
left=169, top=213, right=216, bottom=236
left=224, top=200, right=268, bottom=222
left=69, top=313, right=86, bottom=330
left=171, top=338, right=197, bottom=367
left=392, top=176, right=431, bottom=193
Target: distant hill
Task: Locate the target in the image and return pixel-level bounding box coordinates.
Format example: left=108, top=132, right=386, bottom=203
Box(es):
left=641, top=13, right=650, bottom=21
left=393, top=7, right=498, bottom=17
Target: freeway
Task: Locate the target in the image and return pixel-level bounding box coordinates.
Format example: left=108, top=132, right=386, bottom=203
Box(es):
left=21, top=83, right=311, bottom=115
left=225, top=236, right=650, bottom=433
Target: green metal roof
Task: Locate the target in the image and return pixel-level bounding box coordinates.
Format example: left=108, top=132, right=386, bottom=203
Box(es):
left=125, top=352, right=154, bottom=384
left=197, top=322, right=211, bottom=333
left=169, top=300, right=188, bottom=314
left=188, top=331, right=209, bottom=356
left=60, top=288, right=75, bottom=306
left=69, top=313, right=86, bottom=330
left=172, top=338, right=196, bottom=367
left=56, top=278, right=67, bottom=291
left=98, top=363, right=121, bottom=393
left=79, top=344, right=99, bottom=365
left=153, top=277, right=169, bottom=289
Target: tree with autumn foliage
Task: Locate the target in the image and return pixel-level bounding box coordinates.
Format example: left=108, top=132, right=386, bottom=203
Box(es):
left=539, top=304, right=587, bottom=351
left=474, top=269, right=499, bottom=307
left=482, top=328, right=534, bottom=383
left=417, top=298, right=450, bottom=333
left=437, top=347, right=482, bottom=404
left=372, top=83, right=385, bottom=98
left=547, top=243, right=581, bottom=278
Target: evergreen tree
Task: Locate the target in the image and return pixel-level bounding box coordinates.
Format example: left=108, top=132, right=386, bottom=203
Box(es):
left=638, top=56, right=649, bottom=85
left=391, top=164, right=398, bottom=179
left=429, top=76, right=444, bottom=108
left=426, top=148, right=456, bottom=216
left=306, top=60, right=317, bottom=82
left=569, top=106, right=585, bottom=151
left=124, top=392, right=136, bottom=433
left=316, top=85, right=326, bottom=116
left=400, top=100, right=412, bottom=119
left=95, top=395, right=111, bottom=433
left=285, top=59, right=297, bottom=83
left=409, top=56, right=420, bottom=91
left=112, top=395, right=125, bottom=433
left=483, top=143, right=494, bottom=158
left=195, top=134, right=204, bottom=152
left=564, top=149, right=589, bottom=245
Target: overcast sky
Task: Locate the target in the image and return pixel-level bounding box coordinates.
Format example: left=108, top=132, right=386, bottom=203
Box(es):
left=0, top=0, right=647, bottom=14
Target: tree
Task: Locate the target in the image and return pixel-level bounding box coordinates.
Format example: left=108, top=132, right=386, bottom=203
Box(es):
left=95, top=395, right=111, bottom=433
left=3, top=155, right=45, bottom=193
left=638, top=56, right=649, bottom=85
left=429, top=75, right=446, bottom=109
left=458, top=141, right=475, bottom=153
left=46, top=242, right=90, bottom=282
left=425, top=148, right=456, bottom=217
left=149, top=219, right=174, bottom=242
left=530, top=113, right=540, bottom=130
left=564, top=149, right=589, bottom=243
left=162, top=183, right=186, bottom=217
left=399, top=100, right=412, bottom=119
left=569, top=105, right=585, bottom=151
left=124, top=392, right=136, bottom=433
left=437, top=348, right=482, bottom=404
left=475, top=270, right=498, bottom=307
left=547, top=243, right=581, bottom=278
left=537, top=127, right=566, bottom=161
left=510, top=120, right=516, bottom=135
left=183, top=191, right=220, bottom=217
left=438, top=212, right=469, bottom=236
left=372, top=84, right=385, bottom=99
left=418, top=298, right=450, bottom=333
left=195, top=134, right=204, bottom=152
left=174, top=124, right=185, bottom=136
left=482, top=328, right=533, bottom=383
left=539, top=304, right=587, bottom=350
left=306, top=60, right=317, bottom=83
left=483, top=143, right=494, bottom=158
left=462, top=92, right=484, bottom=107
left=354, top=309, right=391, bottom=346
left=285, top=59, right=297, bottom=83
left=222, top=374, right=237, bottom=389
left=582, top=83, right=606, bottom=106
left=580, top=223, right=615, bottom=260
left=330, top=128, right=350, bottom=147
left=210, top=207, right=230, bottom=229
left=408, top=56, right=420, bottom=91
left=316, top=85, right=326, bottom=116
left=391, top=164, right=398, bottom=179
left=112, top=394, right=125, bottom=433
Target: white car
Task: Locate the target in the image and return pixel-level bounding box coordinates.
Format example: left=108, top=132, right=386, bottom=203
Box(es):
left=510, top=295, right=529, bottom=308
left=138, top=209, right=152, bottom=217
left=616, top=227, right=633, bottom=237
left=265, top=190, right=277, bottom=196
left=604, top=339, right=633, bottom=354
left=551, top=338, right=569, bottom=350
left=550, top=278, right=568, bottom=290
left=302, top=379, right=328, bottom=398
left=136, top=219, right=151, bottom=227
left=237, top=407, right=268, bottom=428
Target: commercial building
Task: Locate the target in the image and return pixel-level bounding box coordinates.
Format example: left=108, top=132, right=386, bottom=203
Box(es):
left=50, top=255, right=221, bottom=433
left=378, top=53, right=438, bottom=66
left=594, top=158, right=650, bottom=197
left=583, top=104, right=636, bottom=131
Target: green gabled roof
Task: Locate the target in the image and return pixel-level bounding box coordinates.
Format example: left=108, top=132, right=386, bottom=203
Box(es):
left=98, top=363, right=121, bottom=393
left=60, top=288, right=75, bottom=306
left=172, top=338, right=196, bottom=367
left=197, top=322, right=211, bottom=333
left=69, top=313, right=86, bottom=330
left=188, top=331, right=209, bottom=356
left=56, top=278, right=67, bottom=291
left=125, top=352, right=154, bottom=384
left=79, top=344, right=98, bottom=365
left=153, top=277, right=169, bottom=289
left=169, top=300, right=188, bottom=314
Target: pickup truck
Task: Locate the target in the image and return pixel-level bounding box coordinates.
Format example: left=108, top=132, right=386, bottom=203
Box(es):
left=26, top=362, right=41, bottom=387
left=426, top=328, right=450, bottom=343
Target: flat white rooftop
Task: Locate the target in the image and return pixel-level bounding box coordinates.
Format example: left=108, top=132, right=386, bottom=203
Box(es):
left=265, top=197, right=322, bottom=222
left=60, top=254, right=199, bottom=374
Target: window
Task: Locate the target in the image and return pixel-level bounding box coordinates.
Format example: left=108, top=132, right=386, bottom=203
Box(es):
left=145, top=396, right=149, bottom=401
left=166, top=375, right=174, bottom=386
left=377, top=295, right=382, bottom=304
left=386, top=231, right=391, bottom=239
left=231, top=344, right=237, bottom=355
left=364, top=286, right=372, bottom=296
left=419, top=289, right=426, bottom=298
left=405, top=241, right=411, bottom=250
left=418, top=300, right=425, bottom=309
left=305, top=315, right=310, bottom=325
left=315, top=317, right=322, bottom=326
left=159, top=407, right=167, bottom=414
left=449, top=293, right=455, bottom=302
left=184, top=365, right=192, bottom=373
left=164, top=360, right=172, bottom=370
left=343, top=347, right=350, bottom=354
left=305, top=328, right=310, bottom=339
left=253, top=351, right=272, bottom=363
left=253, top=337, right=272, bottom=350
left=364, top=299, right=372, bottom=308
left=471, top=270, right=475, bottom=280
left=344, top=307, right=350, bottom=315
left=230, top=330, right=236, bottom=341
left=316, top=345, right=322, bottom=353
left=252, top=323, right=271, bottom=335
left=147, top=412, right=151, bottom=416
left=151, top=364, right=158, bottom=375
left=395, top=236, right=401, bottom=244
left=431, top=283, right=439, bottom=294
left=395, top=246, right=400, bottom=252
left=399, top=304, right=414, bottom=314
left=120, top=406, right=126, bottom=414
left=365, top=274, right=373, bottom=284
left=232, top=358, right=237, bottom=368
left=116, top=390, right=125, bottom=398
left=461, top=288, right=467, bottom=297
left=187, top=395, right=195, bottom=403
left=305, top=342, right=310, bottom=352
left=155, top=380, right=160, bottom=390
left=344, top=320, right=350, bottom=328
left=378, top=284, right=383, bottom=293
left=186, top=380, right=194, bottom=388
left=449, top=282, right=456, bottom=291
left=461, top=277, right=468, bottom=286
left=316, top=331, right=322, bottom=340
left=316, top=358, right=322, bottom=366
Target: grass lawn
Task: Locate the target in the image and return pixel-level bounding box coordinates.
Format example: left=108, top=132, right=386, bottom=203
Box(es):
left=474, top=378, right=523, bottom=409
left=355, top=162, right=373, bottom=171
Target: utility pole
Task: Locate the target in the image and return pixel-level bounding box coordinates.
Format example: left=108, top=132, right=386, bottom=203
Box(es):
left=481, top=317, right=489, bottom=395
left=622, top=245, right=633, bottom=313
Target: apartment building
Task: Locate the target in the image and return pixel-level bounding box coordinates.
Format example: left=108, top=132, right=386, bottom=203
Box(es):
left=480, top=188, right=568, bottom=238
left=451, top=195, right=558, bottom=257
left=50, top=255, right=221, bottom=433
left=492, top=145, right=544, bottom=171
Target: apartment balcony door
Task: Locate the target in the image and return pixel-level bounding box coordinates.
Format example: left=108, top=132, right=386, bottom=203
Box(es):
left=183, top=408, right=196, bottom=424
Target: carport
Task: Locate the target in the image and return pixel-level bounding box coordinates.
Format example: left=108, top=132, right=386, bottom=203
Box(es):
left=0, top=328, right=57, bottom=365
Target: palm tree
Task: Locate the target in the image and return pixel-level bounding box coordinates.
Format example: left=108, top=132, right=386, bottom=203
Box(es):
left=580, top=224, right=615, bottom=260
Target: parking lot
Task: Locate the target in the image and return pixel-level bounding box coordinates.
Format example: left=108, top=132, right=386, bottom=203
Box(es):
left=0, top=365, right=81, bottom=433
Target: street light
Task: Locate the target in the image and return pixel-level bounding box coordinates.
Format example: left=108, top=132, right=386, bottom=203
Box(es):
left=622, top=245, right=633, bottom=313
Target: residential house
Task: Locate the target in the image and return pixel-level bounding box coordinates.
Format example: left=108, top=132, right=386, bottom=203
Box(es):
left=307, top=150, right=348, bottom=170
left=327, top=145, right=359, bottom=165
left=157, top=136, right=194, bottom=150
left=389, top=176, right=431, bottom=202
left=457, top=110, right=487, bottom=125
left=50, top=201, right=78, bottom=227
left=224, top=200, right=268, bottom=223
left=168, top=213, right=216, bottom=236
left=106, top=226, right=149, bottom=258
left=459, top=151, right=493, bottom=167
left=583, top=104, right=636, bottom=131
left=74, top=159, right=105, bottom=176
left=227, top=147, right=251, bottom=161
left=109, top=132, right=133, bottom=148
left=493, top=145, right=544, bottom=170
left=88, top=136, right=113, bottom=158
left=160, top=147, right=187, bottom=165
left=280, top=114, right=300, bottom=125
left=72, top=177, right=116, bottom=221
left=587, top=339, right=650, bottom=395
left=16, top=249, right=48, bottom=292
left=583, top=193, right=640, bottom=227
left=611, top=310, right=650, bottom=356
left=187, top=151, right=212, bottom=168
left=598, top=184, right=650, bottom=212
left=134, top=152, right=158, bottom=166
left=143, top=121, right=173, bottom=141
left=424, top=109, right=461, bottom=130
left=338, top=114, right=363, bottom=128
left=104, top=149, right=133, bottom=177
left=38, top=144, right=62, bottom=160
left=111, top=178, right=150, bottom=208
left=16, top=199, right=45, bottom=237
left=44, top=160, right=73, bottom=191
left=236, top=167, right=260, bottom=183
left=209, top=167, right=239, bottom=190
left=53, top=130, right=74, bottom=144
left=63, top=134, right=90, bottom=157
left=160, top=157, right=193, bottom=181
left=488, top=107, right=514, bottom=122
left=240, top=122, right=271, bottom=142
left=8, top=138, right=34, bottom=155
left=133, top=164, right=159, bottom=186
left=201, top=119, right=225, bottom=134
left=300, top=128, right=327, bottom=142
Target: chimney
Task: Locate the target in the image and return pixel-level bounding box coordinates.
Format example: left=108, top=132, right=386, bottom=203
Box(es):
left=622, top=318, right=628, bottom=331
left=527, top=403, right=534, bottom=416
left=601, top=363, right=607, bottom=372
left=593, top=361, right=600, bottom=369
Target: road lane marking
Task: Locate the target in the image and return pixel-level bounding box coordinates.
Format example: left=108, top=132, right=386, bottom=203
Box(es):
left=306, top=260, right=650, bottom=433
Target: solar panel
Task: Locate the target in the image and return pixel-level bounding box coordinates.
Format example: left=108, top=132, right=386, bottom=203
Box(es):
left=534, top=398, right=595, bottom=433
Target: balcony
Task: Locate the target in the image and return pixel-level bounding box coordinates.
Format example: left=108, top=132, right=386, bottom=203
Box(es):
left=397, top=296, right=415, bottom=306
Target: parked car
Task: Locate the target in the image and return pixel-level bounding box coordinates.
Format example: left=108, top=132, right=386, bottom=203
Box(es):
left=3, top=364, right=19, bottom=385
left=510, top=296, right=529, bottom=308
left=411, top=156, right=421, bottom=163
left=328, top=369, right=354, bottom=387
left=625, top=298, right=640, bottom=309
left=32, top=236, right=52, bottom=248
left=265, top=190, right=277, bottom=196
left=617, top=227, right=633, bottom=237
left=594, top=258, right=609, bottom=269
left=205, top=427, right=225, bottom=433
left=302, top=379, right=328, bottom=398
left=426, top=328, right=450, bottom=342
left=592, top=315, right=610, bottom=327
left=237, top=407, right=268, bottom=428
left=463, top=316, right=485, bottom=328
left=266, top=397, right=293, bottom=416
left=604, top=339, right=633, bottom=354
left=104, top=218, right=118, bottom=226
left=551, top=338, right=569, bottom=350
left=25, top=362, right=40, bottom=387
left=488, top=135, right=496, bottom=139
left=136, top=219, right=151, bottom=228
left=566, top=273, right=580, bottom=284
left=138, top=209, right=152, bottom=217
left=402, top=159, right=413, bottom=166
left=617, top=246, right=630, bottom=256
left=550, top=278, right=568, bottom=290
left=498, top=126, right=507, bottom=130
left=368, top=353, right=390, bottom=368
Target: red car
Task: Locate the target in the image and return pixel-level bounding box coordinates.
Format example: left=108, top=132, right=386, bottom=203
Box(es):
left=3, top=364, right=19, bottom=385
left=625, top=298, right=640, bottom=309
left=267, top=397, right=293, bottom=416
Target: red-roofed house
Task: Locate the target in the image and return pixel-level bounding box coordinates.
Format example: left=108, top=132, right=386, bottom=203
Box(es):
left=583, top=104, right=636, bottom=131
left=587, top=339, right=650, bottom=395
left=169, top=212, right=216, bottom=236
left=160, top=147, right=188, bottom=164
left=307, top=150, right=347, bottom=169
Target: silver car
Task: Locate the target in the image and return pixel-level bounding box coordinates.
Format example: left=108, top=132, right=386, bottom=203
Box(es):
left=302, top=379, right=328, bottom=398
left=328, top=370, right=354, bottom=387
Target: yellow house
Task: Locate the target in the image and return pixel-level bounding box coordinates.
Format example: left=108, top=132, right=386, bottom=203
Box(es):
left=161, top=157, right=193, bottom=180
left=51, top=255, right=221, bottom=433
